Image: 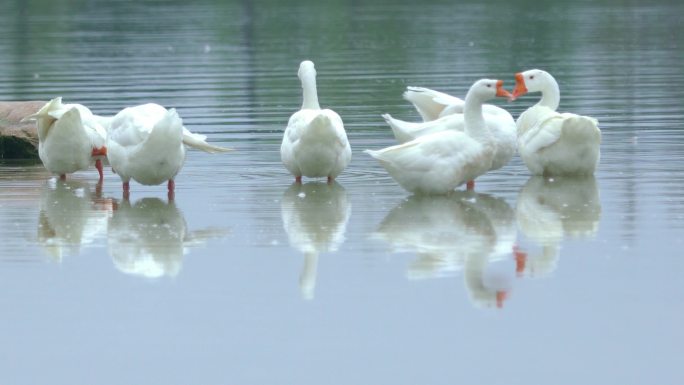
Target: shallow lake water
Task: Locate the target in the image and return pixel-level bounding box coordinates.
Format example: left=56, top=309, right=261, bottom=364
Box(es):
left=1, top=1, right=683, bottom=384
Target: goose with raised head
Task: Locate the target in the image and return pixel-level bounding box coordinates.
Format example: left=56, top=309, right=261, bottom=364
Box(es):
left=511, top=69, right=601, bottom=176
left=281, top=60, right=351, bottom=183
left=365, top=79, right=512, bottom=194
left=23, top=97, right=108, bottom=182
left=383, top=87, right=516, bottom=174
left=105, top=103, right=231, bottom=199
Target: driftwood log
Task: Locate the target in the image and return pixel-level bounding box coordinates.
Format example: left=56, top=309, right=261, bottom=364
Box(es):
left=0, top=101, right=45, bottom=159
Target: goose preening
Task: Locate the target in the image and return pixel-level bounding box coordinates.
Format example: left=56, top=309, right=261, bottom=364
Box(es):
left=104, top=103, right=231, bottom=199
left=23, top=97, right=108, bottom=182
left=366, top=79, right=512, bottom=194
left=511, top=69, right=601, bottom=176
left=281, top=60, right=351, bottom=183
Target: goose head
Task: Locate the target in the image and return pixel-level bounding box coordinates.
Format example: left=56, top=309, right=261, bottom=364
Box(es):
left=297, top=60, right=321, bottom=109
left=467, top=79, right=513, bottom=102
left=298, top=60, right=316, bottom=81
left=511, top=69, right=554, bottom=99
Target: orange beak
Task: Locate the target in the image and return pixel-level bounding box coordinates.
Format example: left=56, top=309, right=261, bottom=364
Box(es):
left=511, top=72, right=528, bottom=100
left=495, top=80, right=512, bottom=99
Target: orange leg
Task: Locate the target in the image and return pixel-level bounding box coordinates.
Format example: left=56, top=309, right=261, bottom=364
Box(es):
left=513, top=245, right=527, bottom=276
left=168, top=179, right=175, bottom=201
left=123, top=181, right=130, bottom=200
left=59, top=174, right=66, bottom=180
left=295, top=176, right=302, bottom=184
left=327, top=176, right=333, bottom=184
left=496, top=291, right=508, bottom=308
left=466, top=180, right=475, bottom=190
left=95, top=159, right=104, bottom=182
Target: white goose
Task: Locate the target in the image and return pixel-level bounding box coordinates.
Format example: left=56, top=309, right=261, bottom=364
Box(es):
left=366, top=79, right=512, bottom=194
left=23, top=97, right=108, bottom=182
left=281, top=60, right=351, bottom=183
left=383, top=88, right=516, bottom=176
left=511, top=69, right=601, bottom=176
left=105, top=103, right=231, bottom=199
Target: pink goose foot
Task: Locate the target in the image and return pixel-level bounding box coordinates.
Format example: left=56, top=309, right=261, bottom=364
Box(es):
left=123, top=181, right=130, bottom=200
left=168, top=179, right=175, bottom=201
left=513, top=245, right=528, bottom=277
left=95, top=159, right=104, bottom=183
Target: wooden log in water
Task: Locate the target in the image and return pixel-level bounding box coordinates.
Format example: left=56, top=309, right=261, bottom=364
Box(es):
left=0, top=101, right=45, bottom=160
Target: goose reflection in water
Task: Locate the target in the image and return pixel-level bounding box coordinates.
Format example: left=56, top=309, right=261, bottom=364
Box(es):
left=281, top=181, right=351, bottom=300
left=372, top=192, right=519, bottom=308
left=37, top=179, right=112, bottom=261
left=515, top=176, right=601, bottom=277
left=108, top=197, right=230, bottom=279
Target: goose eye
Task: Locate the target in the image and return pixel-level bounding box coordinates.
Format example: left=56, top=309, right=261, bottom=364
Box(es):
left=486, top=84, right=491, bottom=88
left=530, top=75, right=535, bottom=80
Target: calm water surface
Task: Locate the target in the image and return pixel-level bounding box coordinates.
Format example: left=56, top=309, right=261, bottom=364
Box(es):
left=1, top=1, right=683, bottom=384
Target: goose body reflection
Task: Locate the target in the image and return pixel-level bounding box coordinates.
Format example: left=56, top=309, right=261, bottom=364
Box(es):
left=516, top=176, right=601, bottom=277
left=281, top=182, right=351, bottom=299
left=108, top=198, right=229, bottom=278
left=37, top=179, right=112, bottom=260
left=373, top=192, right=519, bottom=307
left=373, top=194, right=495, bottom=277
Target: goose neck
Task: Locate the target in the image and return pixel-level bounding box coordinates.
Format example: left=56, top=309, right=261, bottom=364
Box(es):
left=463, top=94, right=490, bottom=142
left=536, top=75, right=560, bottom=110
left=300, top=71, right=320, bottom=110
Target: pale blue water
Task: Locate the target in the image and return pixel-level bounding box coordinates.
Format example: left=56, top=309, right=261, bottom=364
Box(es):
left=1, top=1, right=683, bottom=384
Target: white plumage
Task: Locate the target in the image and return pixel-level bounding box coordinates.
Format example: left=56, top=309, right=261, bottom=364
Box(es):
left=281, top=60, right=351, bottom=182
left=366, top=79, right=512, bottom=194
left=104, top=103, right=231, bottom=197
left=512, top=69, right=601, bottom=175
left=385, top=86, right=517, bottom=173
left=23, top=97, right=108, bottom=181
left=402, top=86, right=512, bottom=122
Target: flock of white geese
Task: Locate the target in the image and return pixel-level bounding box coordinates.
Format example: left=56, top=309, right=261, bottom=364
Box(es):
left=26, top=60, right=601, bottom=195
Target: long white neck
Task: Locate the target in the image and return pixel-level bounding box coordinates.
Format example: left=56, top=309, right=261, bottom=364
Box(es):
left=300, top=69, right=320, bottom=110
left=463, top=90, right=491, bottom=143
left=536, top=73, right=560, bottom=110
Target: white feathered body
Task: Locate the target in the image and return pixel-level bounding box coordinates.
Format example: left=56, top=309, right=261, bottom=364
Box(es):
left=105, top=103, right=230, bottom=186
left=517, top=105, right=601, bottom=176
left=383, top=110, right=516, bottom=171
left=365, top=129, right=494, bottom=195
left=106, top=104, right=186, bottom=186
left=33, top=98, right=107, bottom=176
left=281, top=109, right=351, bottom=179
